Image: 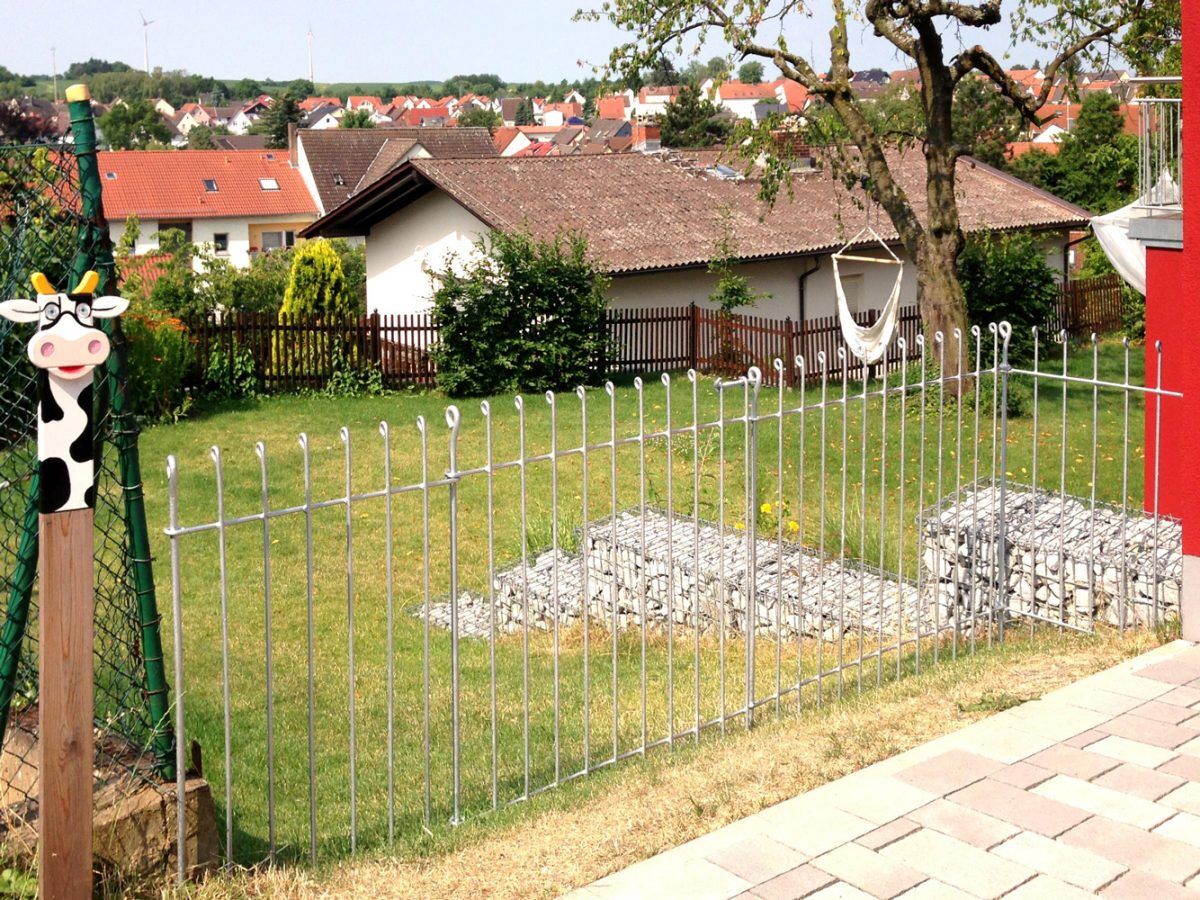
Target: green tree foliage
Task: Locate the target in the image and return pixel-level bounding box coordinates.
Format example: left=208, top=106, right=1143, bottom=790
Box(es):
left=458, top=107, right=503, bottom=128
left=429, top=230, right=611, bottom=396
left=659, top=84, right=731, bottom=147
left=1006, top=93, right=1137, bottom=213
left=230, top=78, right=264, bottom=100
left=99, top=99, right=171, bottom=149
left=185, top=124, right=225, bottom=149
left=708, top=213, right=768, bottom=312
left=254, top=93, right=303, bottom=149
left=1123, top=0, right=1180, bottom=78
left=281, top=238, right=350, bottom=318
left=286, top=79, right=316, bottom=98
left=64, top=58, right=132, bottom=79
left=958, top=231, right=1058, bottom=364
left=85, top=68, right=219, bottom=107
left=514, top=98, right=535, bottom=125
left=737, top=61, right=764, bottom=84
left=952, top=77, right=1025, bottom=168
left=339, top=107, right=376, bottom=129
left=443, top=73, right=507, bottom=96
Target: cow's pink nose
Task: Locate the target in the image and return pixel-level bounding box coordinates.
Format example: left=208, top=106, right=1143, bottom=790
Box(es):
left=88, top=339, right=101, bottom=354
left=40, top=343, right=54, bottom=358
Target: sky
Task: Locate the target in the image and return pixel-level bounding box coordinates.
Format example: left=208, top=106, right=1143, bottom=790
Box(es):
left=0, top=0, right=1050, bottom=86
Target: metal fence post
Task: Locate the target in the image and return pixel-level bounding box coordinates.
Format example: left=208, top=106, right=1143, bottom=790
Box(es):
left=996, top=322, right=1013, bottom=643
left=745, top=366, right=761, bottom=728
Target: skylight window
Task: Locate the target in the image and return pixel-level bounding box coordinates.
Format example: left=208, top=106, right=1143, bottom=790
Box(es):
left=104, top=171, right=118, bottom=181
left=203, top=178, right=219, bottom=192
left=259, top=178, right=280, bottom=191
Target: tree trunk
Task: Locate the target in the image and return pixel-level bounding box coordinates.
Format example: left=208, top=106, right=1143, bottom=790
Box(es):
left=915, top=230, right=969, bottom=347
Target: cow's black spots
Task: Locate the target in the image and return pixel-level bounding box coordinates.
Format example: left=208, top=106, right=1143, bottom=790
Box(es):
left=39, top=374, right=63, bottom=423
left=68, top=423, right=93, bottom=464
left=39, top=457, right=70, bottom=513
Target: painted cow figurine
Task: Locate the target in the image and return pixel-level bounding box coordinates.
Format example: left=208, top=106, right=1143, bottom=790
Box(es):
left=0, top=271, right=128, bottom=513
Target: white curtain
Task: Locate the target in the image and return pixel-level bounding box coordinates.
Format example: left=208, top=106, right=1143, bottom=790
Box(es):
left=834, top=256, right=904, bottom=364
left=1089, top=174, right=1180, bottom=296
left=1091, top=200, right=1147, bottom=296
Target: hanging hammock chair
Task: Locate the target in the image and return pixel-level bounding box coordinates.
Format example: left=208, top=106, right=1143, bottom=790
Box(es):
left=832, top=224, right=905, bottom=365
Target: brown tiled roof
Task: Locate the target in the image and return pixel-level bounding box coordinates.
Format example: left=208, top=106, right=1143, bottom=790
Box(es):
left=297, top=127, right=496, bottom=213
left=304, top=152, right=1089, bottom=274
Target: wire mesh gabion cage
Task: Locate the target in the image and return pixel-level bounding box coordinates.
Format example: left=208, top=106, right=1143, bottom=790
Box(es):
left=0, top=136, right=174, bottom=853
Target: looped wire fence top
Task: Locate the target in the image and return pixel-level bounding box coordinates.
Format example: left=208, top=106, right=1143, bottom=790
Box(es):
left=0, top=138, right=172, bottom=840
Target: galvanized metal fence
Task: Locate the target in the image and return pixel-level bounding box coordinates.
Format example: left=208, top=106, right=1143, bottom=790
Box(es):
left=161, top=322, right=1181, bottom=874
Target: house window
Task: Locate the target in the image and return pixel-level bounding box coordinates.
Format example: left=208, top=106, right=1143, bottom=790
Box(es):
left=203, top=178, right=219, bottom=192
left=104, top=171, right=118, bottom=181
left=260, top=230, right=296, bottom=252
left=157, top=220, right=193, bottom=243
left=259, top=178, right=280, bottom=191
left=213, top=233, right=229, bottom=255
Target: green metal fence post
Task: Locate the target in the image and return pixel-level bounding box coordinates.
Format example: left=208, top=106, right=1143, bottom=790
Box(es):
left=66, top=83, right=176, bottom=777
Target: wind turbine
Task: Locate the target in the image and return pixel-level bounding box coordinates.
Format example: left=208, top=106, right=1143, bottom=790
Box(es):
left=306, top=22, right=315, bottom=85
left=139, top=10, right=155, bottom=75
left=50, top=46, right=57, bottom=103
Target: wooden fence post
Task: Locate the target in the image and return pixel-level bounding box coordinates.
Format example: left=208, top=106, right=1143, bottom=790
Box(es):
left=784, top=317, right=796, bottom=387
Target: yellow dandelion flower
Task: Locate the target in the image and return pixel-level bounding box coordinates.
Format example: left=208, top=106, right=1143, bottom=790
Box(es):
left=787, top=520, right=800, bottom=534
left=760, top=502, right=773, bottom=515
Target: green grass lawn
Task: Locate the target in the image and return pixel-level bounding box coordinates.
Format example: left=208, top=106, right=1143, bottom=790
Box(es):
left=135, top=339, right=1152, bottom=864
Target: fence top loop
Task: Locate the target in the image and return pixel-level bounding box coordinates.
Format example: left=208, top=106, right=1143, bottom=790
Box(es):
left=513, top=395, right=524, bottom=412
left=378, top=421, right=389, bottom=439
left=480, top=400, right=491, bottom=417
left=661, top=372, right=671, bottom=387
left=298, top=432, right=309, bottom=452
left=747, top=366, right=762, bottom=387
left=253, top=441, right=266, bottom=463
left=445, top=405, right=462, bottom=431
left=604, top=381, right=615, bottom=396
left=416, top=415, right=427, bottom=434
left=575, top=386, right=586, bottom=400
left=339, top=426, right=350, bottom=447
left=686, top=369, right=697, bottom=383
left=209, top=445, right=221, bottom=466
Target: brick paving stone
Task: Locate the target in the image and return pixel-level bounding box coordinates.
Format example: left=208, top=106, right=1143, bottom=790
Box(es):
left=824, top=778, right=936, bottom=826
left=1088, top=672, right=1174, bottom=700
left=1153, top=811, right=1200, bottom=848
left=1087, top=734, right=1180, bottom=768
left=878, top=828, right=1035, bottom=899
left=906, top=799, right=1019, bottom=849
left=1159, top=753, right=1200, bottom=781
left=1000, top=702, right=1113, bottom=741
left=1003, top=875, right=1100, bottom=899
left=748, top=865, right=835, bottom=900
left=1063, top=729, right=1106, bottom=748
left=1160, top=781, right=1200, bottom=815
left=1102, top=870, right=1200, bottom=899
left=991, top=831, right=1126, bottom=892
left=1092, top=762, right=1186, bottom=801
left=894, top=881, right=974, bottom=899
left=1027, top=744, right=1120, bottom=780
left=1098, top=712, right=1200, bottom=749
left=938, top=721, right=1058, bottom=764
left=1033, top=774, right=1174, bottom=828
left=706, top=835, right=808, bottom=886
left=1060, top=816, right=1200, bottom=883
left=895, top=750, right=1004, bottom=797
left=1135, top=659, right=1200, bottom=686
left=1177, top=735, right=1200, bottom=756
left=855, top=818, right=919, bottom=850
left=1132, top=699, right=1200, bottom=725
left=812, top=842, right=926, bottom=899
left=946, top=779, right=1090, bottom=837
left=989, top=762, right=1053, bottom=790
left=1159, top=686, right=1200, bottom=708
left=1051, top=688, right=1148, bottom=716
left=805, top=883, right=874, bottom=900
left=589, top=857, right=753, bottom=899
left=755, top=804, right=875, bottom=858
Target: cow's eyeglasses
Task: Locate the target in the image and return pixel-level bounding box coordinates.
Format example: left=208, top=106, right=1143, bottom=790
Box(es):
left=41, top=300, right=92, bottom=325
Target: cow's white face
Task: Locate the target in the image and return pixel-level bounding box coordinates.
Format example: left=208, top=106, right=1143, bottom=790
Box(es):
left=0, top=272, right=128, bottom=381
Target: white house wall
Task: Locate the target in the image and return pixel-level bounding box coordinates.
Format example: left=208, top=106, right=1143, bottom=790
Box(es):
left=365, top=191, right=488, bottom=313
left=108, top=214, right=316, bottom=269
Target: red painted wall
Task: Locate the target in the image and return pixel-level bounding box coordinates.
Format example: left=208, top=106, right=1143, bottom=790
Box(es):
left=1145, top=4, right=1198, bottom=553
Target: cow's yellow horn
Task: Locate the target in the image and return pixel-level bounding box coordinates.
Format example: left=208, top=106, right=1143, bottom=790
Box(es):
left=30, top=273, right=54, bottom=295
left=72, top=270, right=99, bottom=295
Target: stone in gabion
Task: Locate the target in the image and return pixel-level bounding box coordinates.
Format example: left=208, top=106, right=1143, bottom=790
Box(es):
left=424, top=509, right=934, bottom=641
left=921, top=482, right=1182, bottom=629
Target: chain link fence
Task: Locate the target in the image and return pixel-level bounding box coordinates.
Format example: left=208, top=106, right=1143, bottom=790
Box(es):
left=0, top=135, right=174, bottom=857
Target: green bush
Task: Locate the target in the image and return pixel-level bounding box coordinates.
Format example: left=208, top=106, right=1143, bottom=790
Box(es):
left=322, top=344, right=385, bottom=397
left=429, top=230, right=611, bottom=397
left=958, top=230, right=1059, bottom=365
left=281, top=238, right=351, bottom=318
left=232, top=248, right=294, bottom=313
left=202, top=343, right=260, bottom=402
left=120, top=308, right=192, bottom=421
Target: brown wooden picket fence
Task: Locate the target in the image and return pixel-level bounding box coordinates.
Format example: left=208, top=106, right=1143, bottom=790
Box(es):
left=183, top=276, right=1122, bottom=393
left=1046, top=273, right=1126, bottom=337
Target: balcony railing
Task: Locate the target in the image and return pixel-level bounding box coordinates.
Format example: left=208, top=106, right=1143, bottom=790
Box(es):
left=1132, top=76, right=1182, bottom=211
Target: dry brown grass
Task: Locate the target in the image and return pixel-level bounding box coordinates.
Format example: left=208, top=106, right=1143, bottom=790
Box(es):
left=168, top=626, right=1164, bottom=900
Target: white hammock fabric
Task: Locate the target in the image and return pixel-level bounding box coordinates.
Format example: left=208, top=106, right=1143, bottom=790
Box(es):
left=1088, top=173, right=1179, bottom=296
left=832, top=227, right=905, bottom=364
